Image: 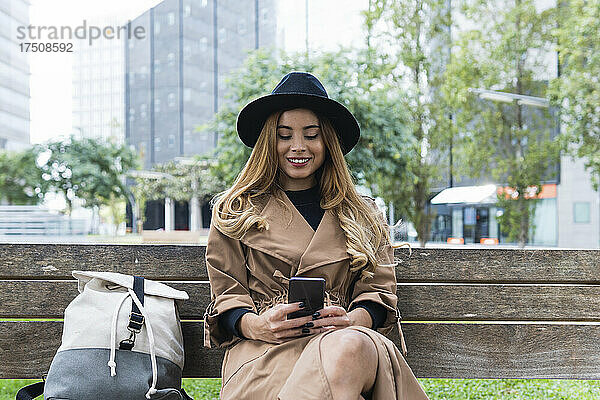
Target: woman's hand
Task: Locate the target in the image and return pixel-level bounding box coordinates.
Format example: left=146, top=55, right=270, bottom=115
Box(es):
left=309, top=305, right=372, bottom=331
left=238, top=302, right=328, bottom=344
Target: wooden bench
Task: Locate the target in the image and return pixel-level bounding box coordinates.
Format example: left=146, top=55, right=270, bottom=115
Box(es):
left=141, top=230, right=207, bottom=244
left=1, top=244, right=599, bottom=380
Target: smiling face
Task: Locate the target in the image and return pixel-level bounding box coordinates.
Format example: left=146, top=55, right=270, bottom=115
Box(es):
left=276, top=108, right=326, bottom=190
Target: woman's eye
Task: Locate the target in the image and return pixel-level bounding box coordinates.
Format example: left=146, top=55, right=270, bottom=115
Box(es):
left=305, top=134, right=318, bottom=139
left=277, top=134, right=292, bottom=140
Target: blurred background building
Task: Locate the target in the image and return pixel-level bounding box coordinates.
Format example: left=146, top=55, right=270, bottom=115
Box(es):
left=72, top=15, right=125, bottom=144
left=0, top=0, right=30, bottom=151
left=125, top=0, right=276, bottom=168
left=124, top=0, right=277, bottom=230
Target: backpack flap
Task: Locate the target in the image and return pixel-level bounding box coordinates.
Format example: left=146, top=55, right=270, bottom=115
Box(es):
left=72, top=270, right=189, bottom=300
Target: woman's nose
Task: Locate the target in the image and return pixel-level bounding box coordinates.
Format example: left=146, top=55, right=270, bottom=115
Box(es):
left=291, top=136, right=306, bottom=152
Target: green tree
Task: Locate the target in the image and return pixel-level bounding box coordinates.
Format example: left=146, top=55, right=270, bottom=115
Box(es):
left=550, top=0, right=600, bottom=189
left=196, top=47, right=412, bottom=227
left=443, top=0, right=561, bottom=247
left=129, top=158, right=225, bottom=230
left=37, top=136, right=139, bottom=215
left=363, top=0, right=453, bottom=246
left=0, top=148, right=49, bottom=205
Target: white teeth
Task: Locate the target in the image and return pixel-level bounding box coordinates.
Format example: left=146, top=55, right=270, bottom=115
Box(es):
left=289, top=158, right=309, bottom=164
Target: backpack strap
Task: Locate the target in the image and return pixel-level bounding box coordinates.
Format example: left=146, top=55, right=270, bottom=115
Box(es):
left=129, top=275, right=146, bottom=332
left=120, top=275, right=145, bottom=350
left=16, top=381, right=44, bottom=399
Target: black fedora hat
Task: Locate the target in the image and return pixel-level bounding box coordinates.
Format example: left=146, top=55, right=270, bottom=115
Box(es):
left=236, top=71, right=360, bottom=155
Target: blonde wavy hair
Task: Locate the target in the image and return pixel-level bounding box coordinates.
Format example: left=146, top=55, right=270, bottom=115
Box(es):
left=211, top=109, right=396, bottom=280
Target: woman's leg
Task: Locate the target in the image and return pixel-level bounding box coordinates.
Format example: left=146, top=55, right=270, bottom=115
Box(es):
left=320, top=329, right=378, bottom=400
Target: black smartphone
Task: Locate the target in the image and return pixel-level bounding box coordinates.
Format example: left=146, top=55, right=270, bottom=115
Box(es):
left=287, top=277, right=325, bottom=319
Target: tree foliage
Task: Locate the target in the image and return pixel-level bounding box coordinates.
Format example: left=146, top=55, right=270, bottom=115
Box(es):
left=0, top=148, right=49, bottom=205
left=363, top=0, right=453, bottom=246
left=443, top=0, right=561, bottom=246
left=132, top=158, right=226, bottom=203
left=550, top=0, right=600, bottom=189
left=36, top=136, right=139, bottom=214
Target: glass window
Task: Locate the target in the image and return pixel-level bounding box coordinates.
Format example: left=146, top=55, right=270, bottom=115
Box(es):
left=168, top=12, right=175, bottom=25
left=201, top=0, right=208, bottom=7
left=574, top=202, right=591, bottom=223
left=238, top=20, right=247, bottom=35
left=154, top=137, right=161, bottom=152
left=168, top=134, right=175, bottom=148
left=168, top=93, right=176, bottom=107
left=155, top=22, right=161, bottom=35
left=452, top=208, right=463, bottom=239
left=155, top=99, right=161, bottom=113
left=167, top=52, right=176, bottom=66
left=200, top=37, right=208, bottom=52
left=184, top=88, right=191, bottom=102
left=184, top=5, right=191, bottom=17
left=154, top=59, right=161, bottom=73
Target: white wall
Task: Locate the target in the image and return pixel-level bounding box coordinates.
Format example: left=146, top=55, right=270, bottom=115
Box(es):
left=557, top=156, right=600, bottom=248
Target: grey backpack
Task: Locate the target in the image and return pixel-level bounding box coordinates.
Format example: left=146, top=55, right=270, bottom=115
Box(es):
left=17, top=271, right=193, bottom=400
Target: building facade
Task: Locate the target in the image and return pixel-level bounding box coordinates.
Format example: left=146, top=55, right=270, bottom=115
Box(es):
left=125, top=0, right=276, bottom=169
left=72, top=16, right=127, bottom=144
left=124, top=0, right=276, bottom=230
left=0, top=0, right=30, bottom=151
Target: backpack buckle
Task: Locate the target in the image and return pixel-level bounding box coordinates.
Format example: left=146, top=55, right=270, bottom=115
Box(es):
left=119, top=331, right=136, bottom=351
left=128, top=311, right=145, bottom=333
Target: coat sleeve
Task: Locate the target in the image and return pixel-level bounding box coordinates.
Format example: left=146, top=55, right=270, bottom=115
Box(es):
left=203, top=221, right=257, bottom=348
left=347, top=197, right=399, bottom=337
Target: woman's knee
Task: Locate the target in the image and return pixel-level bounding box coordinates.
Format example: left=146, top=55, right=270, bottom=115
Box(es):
left=321, top=329, right=377, bottom=363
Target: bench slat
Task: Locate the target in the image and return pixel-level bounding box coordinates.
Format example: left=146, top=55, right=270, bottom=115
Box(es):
left=1, top=321, right=598, bottom=379
left=1, top=245, right=599, bottom=283
left=0, top=244, right=206, bottom=280
left=3, top=281, right=600, bottom=321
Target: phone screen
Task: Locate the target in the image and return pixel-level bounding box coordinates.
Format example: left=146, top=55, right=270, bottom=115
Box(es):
left=287, top=277, right=325, bottom=319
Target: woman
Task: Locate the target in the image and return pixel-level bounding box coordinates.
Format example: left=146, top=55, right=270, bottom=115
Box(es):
left=203, top=72, right=429, bottom=400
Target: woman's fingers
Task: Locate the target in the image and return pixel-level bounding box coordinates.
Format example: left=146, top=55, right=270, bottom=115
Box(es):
left=310, top=306, right=351, bottom=329
left=310, top=315, right=351, bottom=328
left=262, top=303, right=354, bottom=342
left=267, top=302, right=318, bottom=332
left=316, top=305, right=347, bottom=317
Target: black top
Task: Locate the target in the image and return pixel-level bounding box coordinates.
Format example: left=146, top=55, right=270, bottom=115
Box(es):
left=283, top=184, right=325, bottom=231
left=218, top=185, right=387, bottom=338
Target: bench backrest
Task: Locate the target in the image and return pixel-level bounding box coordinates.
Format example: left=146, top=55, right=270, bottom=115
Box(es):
left=0, top=244, right=598, bottom=379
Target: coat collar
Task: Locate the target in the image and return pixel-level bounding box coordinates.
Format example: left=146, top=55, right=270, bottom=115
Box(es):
left=241, top=188, right=350, bottom=276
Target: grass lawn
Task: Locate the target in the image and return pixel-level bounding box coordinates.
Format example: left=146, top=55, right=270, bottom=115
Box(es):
left=2, top=378, right=599, bottom=399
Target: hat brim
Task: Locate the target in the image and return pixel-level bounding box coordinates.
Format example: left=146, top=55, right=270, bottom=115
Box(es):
left=236, top=93, right=360, bottom=155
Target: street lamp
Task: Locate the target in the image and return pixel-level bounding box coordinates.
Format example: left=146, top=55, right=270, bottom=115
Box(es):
left=468, top=88, right=549, bottom=108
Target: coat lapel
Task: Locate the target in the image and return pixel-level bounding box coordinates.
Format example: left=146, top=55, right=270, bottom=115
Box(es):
left=241, top=189, right=350, bottom=276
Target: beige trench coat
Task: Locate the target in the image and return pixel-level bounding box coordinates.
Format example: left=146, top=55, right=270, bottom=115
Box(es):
left=203, top=189, right=429, bottom=400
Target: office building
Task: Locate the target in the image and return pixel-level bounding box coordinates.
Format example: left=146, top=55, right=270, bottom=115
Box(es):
left=125, top=0, right=277, bottom=169
left=124, top=0, right=277, bottom=230
left=0, top=0, right=30, bottom=151
left=72, top=15, right=127, bottom=144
